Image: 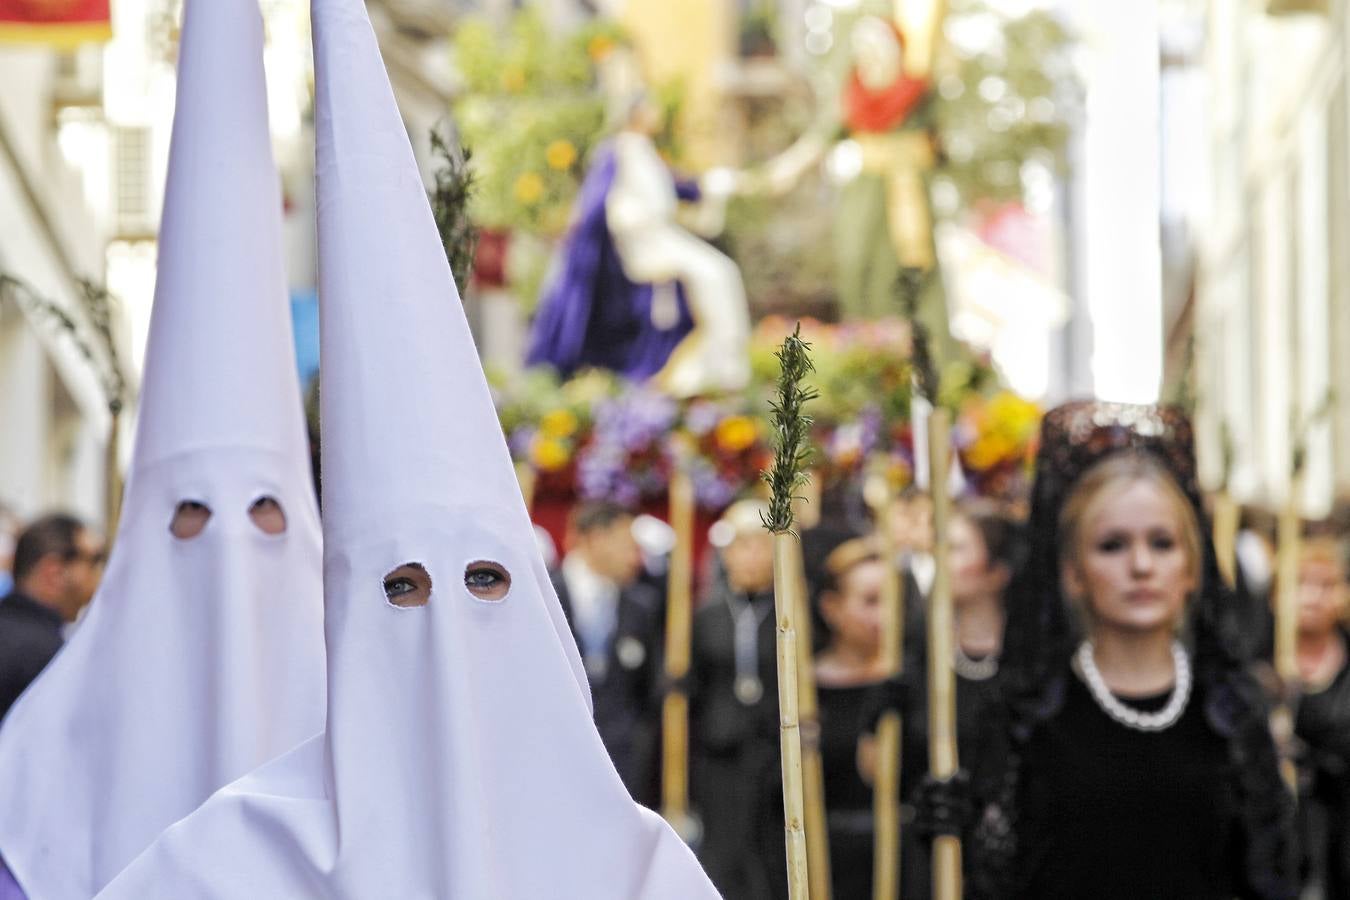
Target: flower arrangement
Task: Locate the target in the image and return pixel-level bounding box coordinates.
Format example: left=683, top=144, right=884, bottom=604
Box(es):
left=450, top=10, right=625, bottom=236
left=490, top=316, right=1034, bottom=511
left=492, top=366, right=773, bottom=511
left=953, top=390, right=1042, bottom=500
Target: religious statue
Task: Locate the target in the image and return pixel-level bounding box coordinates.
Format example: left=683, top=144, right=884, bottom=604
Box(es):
left=744, top=4, right=952, bottom=355
left=835, top=14, right=939, bottom=316
left=525, top=94, right=751, bottom=399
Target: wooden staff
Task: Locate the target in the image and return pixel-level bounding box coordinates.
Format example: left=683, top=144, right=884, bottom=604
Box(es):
left=764, top=325, right=818, bottom=899
left=104, top=407, right=123, bottom=545
left=773, top=530, right=811, bottom=898
left=790, top=529, right=833, bottom=900
left=926, top=408, right=961, bottom=899
left=1212, top=489, right=1239, bottom=589
left=1274, top=475, right=1302, bottom=688
left=661, top=468, right=697, bottom=839
left=864, top=462, right=903, bottom=900
left=1272, top=470, right=1303, bottom=791
left=514, top=461, right=537, bottom=512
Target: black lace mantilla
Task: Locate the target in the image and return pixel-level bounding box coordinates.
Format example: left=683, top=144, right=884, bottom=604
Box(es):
left=967, top=401, right=1297, bottom=899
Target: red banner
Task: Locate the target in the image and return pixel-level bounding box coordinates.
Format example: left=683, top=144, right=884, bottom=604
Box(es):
left=0, top=0, right=111, bottom=47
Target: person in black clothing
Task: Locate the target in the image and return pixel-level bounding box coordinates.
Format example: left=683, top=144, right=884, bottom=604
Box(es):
left=1286, top=535, right=1350, bottom=898
left=811, top=534, right=887, bottom=899
left=0, top=514, right=103, bottom=722
left=967, top=402, right=1294, bottom=899
left=551, top=501, right=664, bottom=807
left=858, top=498, right=1018, bottom=898
left=689, top=498, right=785, bottom=900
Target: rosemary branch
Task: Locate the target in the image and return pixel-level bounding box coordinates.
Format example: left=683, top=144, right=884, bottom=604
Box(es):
left=762, top=324, right=818, bottom=535
left=428, top=125, right=480, bottom=290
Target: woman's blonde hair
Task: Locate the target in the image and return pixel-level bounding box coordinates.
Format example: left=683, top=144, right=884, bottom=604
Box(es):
left=1056, top=452, right=1203, bottom=631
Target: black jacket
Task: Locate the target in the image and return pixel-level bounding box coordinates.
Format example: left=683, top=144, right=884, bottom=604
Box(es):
left=551, top=569, right=664, bottom=806
left=0, top=592, right=65, bottom=722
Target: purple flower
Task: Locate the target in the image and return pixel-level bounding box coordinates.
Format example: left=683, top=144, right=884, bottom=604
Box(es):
left=683, top=400, right=723, bottom=437
left=509, top=426, right=538, bottom=459
left=591, top=388, right=679, bottom=451
left=688, top=458, right=740, bottom=510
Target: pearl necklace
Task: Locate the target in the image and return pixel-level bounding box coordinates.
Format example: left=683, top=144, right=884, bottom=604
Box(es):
left=1075, top=640, right=1191, bottom=732
left=952, top=643, right=998, bottom=681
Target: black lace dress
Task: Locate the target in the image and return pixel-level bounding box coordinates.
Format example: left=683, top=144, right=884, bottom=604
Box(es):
left=1014, top=673, right=1239, bottom=898
left=817, top=682, right=878, bottom=900
left=968, top=662, right=1297, bottom=900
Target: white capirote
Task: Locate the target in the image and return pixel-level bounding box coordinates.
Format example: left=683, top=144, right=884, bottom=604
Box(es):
left=95, top=0, right=722, bottom=896
left=0, top=0, right=326, bottom=896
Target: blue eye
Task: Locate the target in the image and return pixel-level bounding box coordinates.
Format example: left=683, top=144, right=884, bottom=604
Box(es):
left=385, top=577, right=417, bottom=597
left=466, top=570, right=501, bottom=589
left=464, top=561, right=511, bottom=601
left=384, top=563, right=432, bottom=608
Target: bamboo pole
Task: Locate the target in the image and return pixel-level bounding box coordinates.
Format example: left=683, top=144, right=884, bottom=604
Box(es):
left=864, top=464, right=903, bottom=900
left=774, top=530, right=811, bottom=899
left=790, top=530, right=833, bottom=900
left=104, top=409, right=123, bottom=546
left=1212, top=490, right=1239, bottom=589
left=926, top=409, right=961, bottom=900
left=1274, top=478, right=1302, bottom=689
left=764, top=325, right=816, bottom=899
left=661, top=468, right=697, bottom=839
left=1273, top=472, right=1302, bottom=791
left=514, top=461, right=537, bottom=512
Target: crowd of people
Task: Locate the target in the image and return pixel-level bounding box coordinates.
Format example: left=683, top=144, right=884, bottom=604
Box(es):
left=490, top=429, right=1346, bottom=900
left=0, top=0, right=1347, bottom=896
left=10, top=400, right=1345, bottom=899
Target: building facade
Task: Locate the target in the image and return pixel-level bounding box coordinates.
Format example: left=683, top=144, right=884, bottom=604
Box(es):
left=1197, top=0, right=1350, bottom=515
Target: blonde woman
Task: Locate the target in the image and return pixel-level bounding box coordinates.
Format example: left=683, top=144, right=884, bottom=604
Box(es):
left=967, top=403, right=1295, bottom=900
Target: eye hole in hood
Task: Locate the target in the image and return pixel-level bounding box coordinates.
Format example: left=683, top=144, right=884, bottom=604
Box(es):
left=248, top=496, right=287, bottom=535
left=170, top=501, right=212, bottom=539
left=464, top=559, right=511, bottom=603
left=384, top=562, right=432, bottom=608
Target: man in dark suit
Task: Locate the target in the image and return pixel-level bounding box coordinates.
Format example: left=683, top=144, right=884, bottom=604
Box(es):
left=688, top=498, right=786, bottom=900
left=551, top=501, right=664, bottom=807
left=0, top=513, right=104, bottom=722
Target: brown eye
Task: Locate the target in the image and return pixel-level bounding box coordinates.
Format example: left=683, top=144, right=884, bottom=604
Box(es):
left=248, top=496, right=287, bottom=535
left=170, top=501, right=212, bottom=539
left=384, top=563, right=432, bottom=608
left=464, top=560, right=511, bottom=602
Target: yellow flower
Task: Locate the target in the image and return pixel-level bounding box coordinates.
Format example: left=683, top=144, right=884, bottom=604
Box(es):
left=545, top=139, right=578, bottom=171
left=500, top=65, right=527, bottom=93
left=539, top=408, right=579, bottom=439
left=714, top=416, right=758, bottom=453
left=587, top=34, right=616, bottom=61
left=988, top=392, right=1040, bottom=435
left=964, top=435, right=1003, bottom=471
left=530, top=436, right=571, bottom=472
left=513, top=171, right=545, bottom=204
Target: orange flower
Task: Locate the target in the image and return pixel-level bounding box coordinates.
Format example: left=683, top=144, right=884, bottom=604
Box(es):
left=545, top=139, right=578, bottom=171
left=513, top=171, right=545, bottom=204
left=714, top=416, right=758, bottom=453
left=587, top=34, right=615, bottom=61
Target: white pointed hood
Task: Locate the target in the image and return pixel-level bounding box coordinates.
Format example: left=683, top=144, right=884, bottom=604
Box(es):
left=94, top=0, right=721, bottom=895
left=0, top=0, right=326, bottom=896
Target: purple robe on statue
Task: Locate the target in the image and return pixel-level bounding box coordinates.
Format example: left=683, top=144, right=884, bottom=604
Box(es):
left=525, top=142, right=695, bottom=380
